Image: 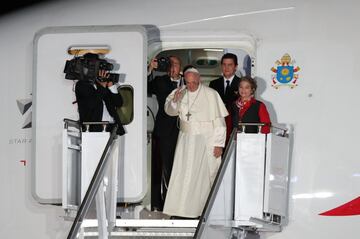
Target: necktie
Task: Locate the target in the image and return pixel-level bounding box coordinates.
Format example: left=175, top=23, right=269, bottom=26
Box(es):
left=225, top=80, right=230, bottom=96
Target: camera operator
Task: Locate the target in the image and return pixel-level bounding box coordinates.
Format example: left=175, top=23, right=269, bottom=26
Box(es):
left=147, top=56, right=182, bottom=211
left=75, top=66, right=125, bottom=136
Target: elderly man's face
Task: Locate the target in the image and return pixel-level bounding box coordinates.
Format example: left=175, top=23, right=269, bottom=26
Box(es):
left=185, top=72, right=200, bottom=92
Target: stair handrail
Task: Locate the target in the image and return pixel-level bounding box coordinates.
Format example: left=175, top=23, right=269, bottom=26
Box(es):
left=67, top=125, right=119, bottom=239
left=194, top=128, right=237, bottom=238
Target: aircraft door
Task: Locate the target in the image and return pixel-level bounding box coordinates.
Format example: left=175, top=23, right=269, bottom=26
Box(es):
left=33, top=26, right=148, bottom=203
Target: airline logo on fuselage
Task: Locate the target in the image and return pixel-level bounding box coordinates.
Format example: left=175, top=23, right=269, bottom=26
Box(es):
left=16, top=97, right=32, bottom=129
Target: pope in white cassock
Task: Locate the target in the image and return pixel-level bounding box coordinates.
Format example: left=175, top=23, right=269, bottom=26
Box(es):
left=163, top=67, right=228, bottom=218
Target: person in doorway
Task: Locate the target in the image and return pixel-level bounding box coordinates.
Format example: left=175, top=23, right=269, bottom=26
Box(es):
left=230, top=76, right=271, bottom=134
left=209, top=53, right=241, bottom=141
left=147, top=56, right=182, bottom=211
left=163, top=67, right=228, bottom=218
left=75, top=53, right=125, bottom=136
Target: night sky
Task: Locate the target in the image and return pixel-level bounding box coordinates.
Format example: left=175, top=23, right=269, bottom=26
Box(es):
left=0, top=0, right=55, bottom=17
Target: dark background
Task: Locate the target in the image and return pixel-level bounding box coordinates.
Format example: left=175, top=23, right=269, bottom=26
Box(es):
left=0, top=0, right=55, bottom=17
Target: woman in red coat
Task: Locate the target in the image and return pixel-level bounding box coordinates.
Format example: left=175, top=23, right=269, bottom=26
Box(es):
left=231, top=76, right=271, bottom=134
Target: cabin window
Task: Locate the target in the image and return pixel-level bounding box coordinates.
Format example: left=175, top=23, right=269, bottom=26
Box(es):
left=117, top=85, right=134, bottom=125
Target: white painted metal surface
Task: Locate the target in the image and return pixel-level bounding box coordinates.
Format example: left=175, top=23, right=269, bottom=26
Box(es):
left=235, top=133, right=266, bottom=221
left=263, top=133, right=290, bottom=217
left=82, top=219, right=198, bottom=228
left=0, top=0, right=360, bottom=238
left=81, top=132, right=110, bottom=200
left=32, top=26, right=148, bottom=203
left=234, top=132, right=290, bottom=227
left=62, top=126, right=81, bottom=210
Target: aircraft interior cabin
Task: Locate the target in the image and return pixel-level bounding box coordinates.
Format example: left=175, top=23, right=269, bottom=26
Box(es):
left=147, top=48, right=252, bottom=129
left=155, top=48, right=251, bottom=84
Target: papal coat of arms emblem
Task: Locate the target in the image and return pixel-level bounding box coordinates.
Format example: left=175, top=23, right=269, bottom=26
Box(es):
left=271, top=53, right=300, bottom=89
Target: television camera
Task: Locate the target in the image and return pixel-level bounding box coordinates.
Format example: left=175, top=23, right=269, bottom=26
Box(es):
left=64, top=53, right=119, bottom=83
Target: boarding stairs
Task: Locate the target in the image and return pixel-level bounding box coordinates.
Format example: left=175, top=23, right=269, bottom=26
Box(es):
left=62, top=119, right=290, bottom=238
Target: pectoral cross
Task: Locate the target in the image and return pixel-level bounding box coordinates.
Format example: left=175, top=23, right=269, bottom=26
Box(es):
left=186, top=111, right=191, bottom=121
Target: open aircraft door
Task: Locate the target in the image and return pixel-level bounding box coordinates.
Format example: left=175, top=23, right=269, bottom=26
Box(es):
left=32, top=26, right=148, bottom=204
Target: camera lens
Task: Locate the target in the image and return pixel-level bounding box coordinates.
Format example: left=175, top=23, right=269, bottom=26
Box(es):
left=99, top=61, right=113, bottom=71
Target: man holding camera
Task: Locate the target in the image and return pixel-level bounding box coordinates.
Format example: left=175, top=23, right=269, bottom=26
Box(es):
left=147, top=56, right=182, bottom=211
left=75, top=53, right=125, bottom=136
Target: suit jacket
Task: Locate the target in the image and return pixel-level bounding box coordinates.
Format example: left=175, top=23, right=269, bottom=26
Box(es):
left=75, top=80, right=125, bottom=135
left=209, top=75, right=240, bottom=107
left=148, top=74, right=179, bottom=138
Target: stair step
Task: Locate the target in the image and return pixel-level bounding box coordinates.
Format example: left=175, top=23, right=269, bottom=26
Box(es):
left=81, top=219, right=198, bottom=238
left=82, top=219, right=198, bottom=228
left=83, top=227, right=195, bottom=238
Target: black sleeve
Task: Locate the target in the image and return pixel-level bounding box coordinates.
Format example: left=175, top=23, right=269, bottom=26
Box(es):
left=209, top=79, right=215, bottom=90
left=148, top=73, right=159, bottom=96
left=96, top=82, right=123, bottom=107
left=231, top=103, right=239, bottom=129
left=108, top=88, right=123, bottom=107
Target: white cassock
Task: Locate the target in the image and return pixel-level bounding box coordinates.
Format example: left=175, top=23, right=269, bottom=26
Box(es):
left=163, top=84, right=228, bottom=217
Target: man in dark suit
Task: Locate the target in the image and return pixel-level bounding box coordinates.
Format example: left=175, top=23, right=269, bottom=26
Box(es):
left=148, top=56, right=182, bottom=211
left=75, top=68, right=125, bottom=136
left=209, top=53, right=240, bottom=141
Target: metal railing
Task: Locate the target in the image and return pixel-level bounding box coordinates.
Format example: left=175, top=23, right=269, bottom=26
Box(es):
left=194, top=128, right=237, bottom=238
left=63, top=119, right=82, bottom=213
left=194, top=124, right=289, bottom=238
left=238, top=122, right=288, bottom=137
left=237, top=122, right=270, bottom=134
left=67, top=124, right=119, bottom=239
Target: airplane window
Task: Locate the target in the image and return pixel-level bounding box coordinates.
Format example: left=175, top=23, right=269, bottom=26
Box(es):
left=208, top=59, right=217, bottom=66
left=195, top=58, right=218, bottom=67
left=117, top=85, right=134, bottom=125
